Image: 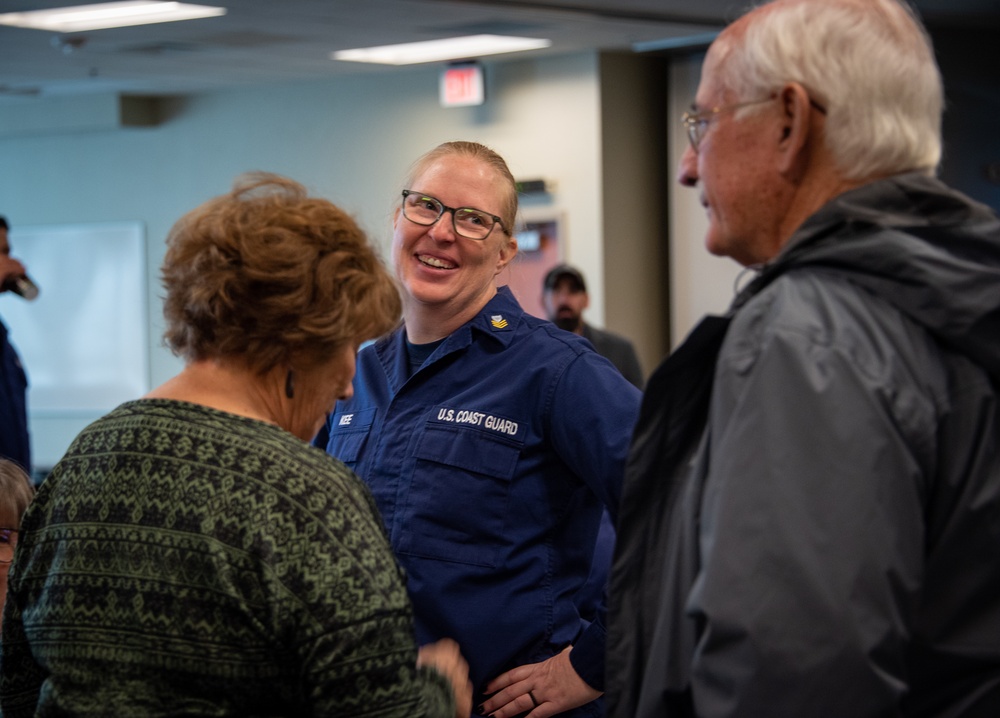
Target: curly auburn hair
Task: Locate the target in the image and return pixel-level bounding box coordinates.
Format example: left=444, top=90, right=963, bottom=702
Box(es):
left=162, top=172, right=401, bottom=373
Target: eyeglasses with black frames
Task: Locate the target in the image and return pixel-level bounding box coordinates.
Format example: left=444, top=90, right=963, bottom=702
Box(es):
left=681, top=95, right=828, bottom=153
left=401, top=190, right=507, bottom=240
left=0, top=527, right=18, bottom=565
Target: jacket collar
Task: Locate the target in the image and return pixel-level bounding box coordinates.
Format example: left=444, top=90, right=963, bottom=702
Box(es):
left=731, top=172, right=1000, bottom=376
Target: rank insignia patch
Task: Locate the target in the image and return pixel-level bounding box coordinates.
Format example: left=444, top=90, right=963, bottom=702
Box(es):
left=490, top=315, right=509, bottom=329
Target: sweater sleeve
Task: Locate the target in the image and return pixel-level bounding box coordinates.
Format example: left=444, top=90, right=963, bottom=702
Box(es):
left=281, top=466, right=457, bottom=718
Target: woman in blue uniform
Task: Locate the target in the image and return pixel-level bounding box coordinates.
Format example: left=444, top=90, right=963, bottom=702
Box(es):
left=320, top=141, right=641, bottom=718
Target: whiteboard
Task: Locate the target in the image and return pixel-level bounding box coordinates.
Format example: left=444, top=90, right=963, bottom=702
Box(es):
left=3, top=222, right=149, bottom=414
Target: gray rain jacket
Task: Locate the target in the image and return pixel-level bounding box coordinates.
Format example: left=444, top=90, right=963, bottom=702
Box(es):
left=607, top=173, right=1000, bottom=718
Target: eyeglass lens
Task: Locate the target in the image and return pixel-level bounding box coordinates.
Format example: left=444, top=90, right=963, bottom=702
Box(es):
left=686, top=118, right=706, bottom=149
left=402, top=192, right=495, bottom=240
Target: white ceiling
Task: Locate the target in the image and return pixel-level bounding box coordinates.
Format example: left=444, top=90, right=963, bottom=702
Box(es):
left=1, top=0, right=998, bottom=102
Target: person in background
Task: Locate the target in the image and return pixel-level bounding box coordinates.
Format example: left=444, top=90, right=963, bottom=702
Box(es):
left=606, top=0, right=1000, bottom=716
left=0, top=173, right=471, bottom=718
left=541, top=264, right=643, bottom=389
left=0, top=459, right=34, bottom=632
left=0, top=217, right=31, bottom=475
left=319, top=141, right=641, bottom=718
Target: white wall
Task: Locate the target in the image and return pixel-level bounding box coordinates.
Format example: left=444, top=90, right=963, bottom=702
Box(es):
left=0, top=53, right=604, bottom=468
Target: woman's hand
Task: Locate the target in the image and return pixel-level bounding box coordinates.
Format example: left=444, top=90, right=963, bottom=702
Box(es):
left=418, top=638, right=473, bottom=718
left=478, top=646, right=601, bottom=718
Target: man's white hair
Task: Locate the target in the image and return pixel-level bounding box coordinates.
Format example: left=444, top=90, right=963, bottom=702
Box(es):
left=713, top=0, right=943, bottom=180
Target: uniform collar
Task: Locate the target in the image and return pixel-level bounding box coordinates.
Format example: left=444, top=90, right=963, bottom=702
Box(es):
left=424, top=285, right=522, bottom=355
left=374, top=285, right=524, bottom=391
left=466, top=285, right=521, bottom=348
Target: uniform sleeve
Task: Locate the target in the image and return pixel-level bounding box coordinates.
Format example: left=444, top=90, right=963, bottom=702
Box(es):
left=284, top=475, right=456, bottom=718
left=550, top=351, right=641, bottom=521
left=550, top=352, right=642, bottom=690
left=688, top=322, right=928, bottom=717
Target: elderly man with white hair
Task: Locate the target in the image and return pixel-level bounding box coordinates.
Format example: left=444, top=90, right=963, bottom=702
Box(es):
left=606, top=0, right=1000, bottom=716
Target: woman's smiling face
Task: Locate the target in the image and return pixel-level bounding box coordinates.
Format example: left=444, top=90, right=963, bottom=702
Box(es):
left=392, top=153, right=516, bottom=324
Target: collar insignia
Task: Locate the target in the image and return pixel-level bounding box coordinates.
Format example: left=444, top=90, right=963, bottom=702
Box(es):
left=490, top=314, right=509, bottom=330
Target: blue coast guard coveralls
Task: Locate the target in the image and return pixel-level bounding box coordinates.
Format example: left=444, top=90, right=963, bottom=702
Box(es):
left=321, top=287, right=640, bottom=716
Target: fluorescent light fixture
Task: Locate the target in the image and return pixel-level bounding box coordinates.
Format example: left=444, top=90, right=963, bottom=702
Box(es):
left=332, top=34, right=552, bottom=66
left=0, top=2, right=227, bottom=33
left=632, top=32, right=719, bottom=54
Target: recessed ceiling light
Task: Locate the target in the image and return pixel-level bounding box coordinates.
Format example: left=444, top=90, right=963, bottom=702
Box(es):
left=0, top=2, right=227, bottom=33
left=332, top=34, right=552, bottom=66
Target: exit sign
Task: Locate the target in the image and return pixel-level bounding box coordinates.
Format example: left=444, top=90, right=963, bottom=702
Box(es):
left=440, top=62, right=485, bottom=107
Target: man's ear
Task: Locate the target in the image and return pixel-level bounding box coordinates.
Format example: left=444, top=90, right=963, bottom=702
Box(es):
left=777, top=82, right=814, bottom=176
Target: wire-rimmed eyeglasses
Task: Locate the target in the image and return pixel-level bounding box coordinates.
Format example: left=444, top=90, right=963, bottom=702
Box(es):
left=0, top=527, right=18, bottom=565
left=681, top=95, right=827, bottom=152
left=401, top=190, right=508, bottom=240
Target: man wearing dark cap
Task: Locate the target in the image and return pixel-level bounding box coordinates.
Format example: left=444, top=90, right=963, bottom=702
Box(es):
left=542, top=264, right=643, bottom=388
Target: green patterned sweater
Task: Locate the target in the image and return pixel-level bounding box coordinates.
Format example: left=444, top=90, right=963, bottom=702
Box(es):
left=0, top=399, right=454, bottom=717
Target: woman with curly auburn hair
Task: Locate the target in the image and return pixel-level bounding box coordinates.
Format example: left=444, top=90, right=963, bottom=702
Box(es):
left=0, top=173, right=471, bottom=718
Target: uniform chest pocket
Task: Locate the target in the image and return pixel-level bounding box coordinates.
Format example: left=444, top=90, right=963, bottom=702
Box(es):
left=398, top=423, right=523, bottom=568
left=326, top=407, right=377, bottom=469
